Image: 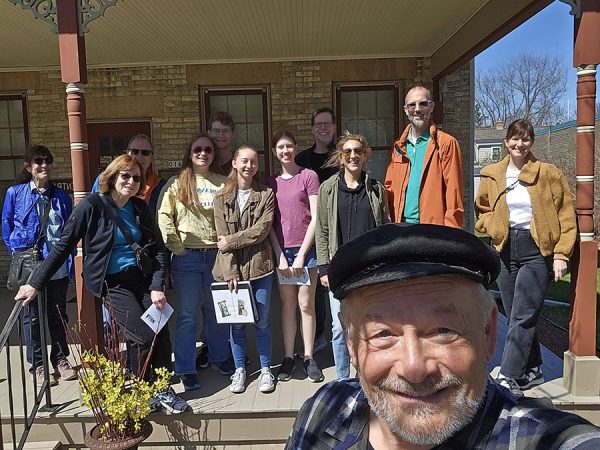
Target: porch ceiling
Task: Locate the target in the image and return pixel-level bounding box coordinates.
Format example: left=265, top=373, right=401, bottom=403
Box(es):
left=0, top=0, right=550, bottom=77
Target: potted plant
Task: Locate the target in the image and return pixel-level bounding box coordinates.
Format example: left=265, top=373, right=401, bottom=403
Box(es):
left=66, top=306, right=170, bottom=450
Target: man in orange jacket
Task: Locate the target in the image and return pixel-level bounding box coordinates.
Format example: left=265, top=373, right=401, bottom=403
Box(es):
left=385, top=86, right=464, bottom=228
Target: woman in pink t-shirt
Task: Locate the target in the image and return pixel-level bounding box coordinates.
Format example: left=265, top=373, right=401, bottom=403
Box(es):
left=267, top=131, right=324, bottom=383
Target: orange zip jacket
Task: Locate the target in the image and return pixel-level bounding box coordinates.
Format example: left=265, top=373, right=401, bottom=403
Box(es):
left=384, top=122, right=464, bottom=228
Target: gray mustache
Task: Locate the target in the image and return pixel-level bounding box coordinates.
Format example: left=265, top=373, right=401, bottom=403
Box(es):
left=376, top=372, right=463, bottom=397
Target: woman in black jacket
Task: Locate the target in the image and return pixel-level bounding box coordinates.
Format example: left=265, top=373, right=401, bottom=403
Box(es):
left=15, top=154, right=189, bottom=414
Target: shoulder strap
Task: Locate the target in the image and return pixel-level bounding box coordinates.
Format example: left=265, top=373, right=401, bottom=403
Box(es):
left=34, top=185, right=55, bottom=249
left=98, top=194, right=141, bottom=252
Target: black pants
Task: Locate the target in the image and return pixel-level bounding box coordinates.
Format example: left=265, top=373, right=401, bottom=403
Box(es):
left=104, top=266, right=172, bottom=381
left=24, top=276, right=70, bottom=370
left=315, top=279, right=328, bottom=338
left=497, top=229, right=552, bottom=379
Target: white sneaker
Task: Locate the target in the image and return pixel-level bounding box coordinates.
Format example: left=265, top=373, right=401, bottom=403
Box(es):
left=229, top=368, right=246, bottom=393
left=258, top=367, right=276, bottom=393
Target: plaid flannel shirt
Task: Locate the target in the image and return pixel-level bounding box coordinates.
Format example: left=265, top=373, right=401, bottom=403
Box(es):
left=285, top=378, right=600, bottom=450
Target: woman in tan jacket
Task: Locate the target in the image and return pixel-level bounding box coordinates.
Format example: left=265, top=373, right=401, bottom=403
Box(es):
left=475, top=119, right=576, bottom=397
left=213, top=145, right=276, bottom=394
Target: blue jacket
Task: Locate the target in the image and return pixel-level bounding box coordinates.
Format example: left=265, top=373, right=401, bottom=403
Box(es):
left=2, top=182, right=75, bottom=275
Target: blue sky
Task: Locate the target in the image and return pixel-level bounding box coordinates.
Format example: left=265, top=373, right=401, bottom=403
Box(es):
left=475, top=1, right=581, bottom=118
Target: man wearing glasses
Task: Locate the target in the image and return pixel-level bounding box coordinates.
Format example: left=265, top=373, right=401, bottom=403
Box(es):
left=208, top=111, right=236, bottom=175
left=91, top=134, right=166, bottom=213
left=295, top=107, right=339, bottom=356
left=385, top=85, right=464, bottom=228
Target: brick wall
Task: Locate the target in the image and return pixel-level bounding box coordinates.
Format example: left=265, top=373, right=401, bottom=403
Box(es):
left=536, top=120, right=600, bottom=241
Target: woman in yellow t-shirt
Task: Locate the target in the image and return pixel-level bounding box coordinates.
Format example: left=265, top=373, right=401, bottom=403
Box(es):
left=157, top=132, right=231, bottom=391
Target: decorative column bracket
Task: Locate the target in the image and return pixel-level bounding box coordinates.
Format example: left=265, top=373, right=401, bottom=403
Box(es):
left=559, top=0, right=582, bottom=18
left=9, top=0, right=118, bottom=35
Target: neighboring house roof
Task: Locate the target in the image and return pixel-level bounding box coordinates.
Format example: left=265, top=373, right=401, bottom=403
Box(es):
left=475, top=128, right=505, bottom=141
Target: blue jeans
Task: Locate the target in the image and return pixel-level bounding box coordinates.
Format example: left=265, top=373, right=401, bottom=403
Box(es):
left=171, top=248, right=229, bottom=375
left=497, top=229, right=552, bottom=379
left=329, top=289, right=350, bottom=379
left=230, top=274, right=273, bottom=369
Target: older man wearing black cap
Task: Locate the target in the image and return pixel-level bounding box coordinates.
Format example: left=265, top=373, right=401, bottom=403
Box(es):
left=286, top=223, right=600, bottom=449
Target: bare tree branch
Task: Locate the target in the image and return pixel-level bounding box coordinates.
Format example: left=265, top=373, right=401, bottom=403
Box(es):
left=476, top=52, right=569, bottom=126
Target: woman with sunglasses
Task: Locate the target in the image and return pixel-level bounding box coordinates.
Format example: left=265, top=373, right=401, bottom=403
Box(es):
left=267, top=131, right=323, bottom=383
left=475, top=119, right=576, bottom=397
left=15, top=154, right=190, bottom=413
left=212, top=145, right=276, bottom=394
left=2, top=145, right=77, bottom=387
left=316, top=132, right=389, bottom=380
left=157, top=132, right=231, bottom=391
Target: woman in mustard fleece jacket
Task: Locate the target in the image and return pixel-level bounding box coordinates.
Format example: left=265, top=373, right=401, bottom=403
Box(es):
left=475, top=119, right=576, bottom=397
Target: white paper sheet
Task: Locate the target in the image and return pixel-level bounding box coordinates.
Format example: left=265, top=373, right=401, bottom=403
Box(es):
left=141, top=302, right=174, bottom=333
left=276, top=267, right=311, bottom=285
left=211, top=281, right=257, bottom=324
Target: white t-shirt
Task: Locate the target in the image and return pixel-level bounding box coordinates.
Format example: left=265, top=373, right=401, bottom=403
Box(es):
left=505, top=166, right=532, bottom=229
left=237, top=188, right=251, bottom=212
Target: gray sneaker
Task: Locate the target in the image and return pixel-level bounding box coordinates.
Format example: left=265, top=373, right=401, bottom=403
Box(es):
left=157, top=387, right=191, bottom=414
left=495, top=374, right=523, bottom=397
left=229, top=368, right=246, bottom=393
left=258, top=367, right=275, bottom=393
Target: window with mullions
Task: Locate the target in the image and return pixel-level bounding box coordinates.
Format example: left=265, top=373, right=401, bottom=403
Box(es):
left=335, top=83, right=400, bottom=182
left=200, top=87, right=270, bottom=179
left=0, top=95, right=28, bottom=181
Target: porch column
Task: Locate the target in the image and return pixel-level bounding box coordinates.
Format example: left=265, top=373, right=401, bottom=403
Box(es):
left=563, top=0, right=600, bottom=397
left=56, top=0, right=103, bottom=351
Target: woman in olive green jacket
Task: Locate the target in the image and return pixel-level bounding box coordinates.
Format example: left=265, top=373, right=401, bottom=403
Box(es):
left=475, top=119, right=576, bottom=397
left=212, top=145, right=276, bottom=394
left=316, top=132, right=389, bottom=379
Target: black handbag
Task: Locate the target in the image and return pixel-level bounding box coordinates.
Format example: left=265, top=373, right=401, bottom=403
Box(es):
left=98, top=194, right=154, bottom=276
left=7, top=189, right=54, bottom=291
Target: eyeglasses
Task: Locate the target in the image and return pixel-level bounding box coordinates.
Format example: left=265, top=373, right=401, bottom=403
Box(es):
left=119, top=172, right=142, bottom=183
left=404, top=101, right=432, bottom=112
left=313, top=121, right=334, bottom=128
left=33, top=157, right=53, bottom=165
left=192, top=146, right=213, bottom=155
left=210, top=128, right=232, bottom=135
left=342, top=147, right=367, bottom=156
left=128, top=148, right=153, bottom=157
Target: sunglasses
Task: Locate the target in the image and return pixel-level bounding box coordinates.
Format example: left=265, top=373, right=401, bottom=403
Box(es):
left=342, top=147, right=367, bottom=156
left=128, top=148, right=153, bottom=157
left=119, top=172, right=142, bottom=183
left=192, top=146, right=213, bottom=155
left=404, top=101, right=432, bottom=112
left=33, top=157, right=53, bottom=165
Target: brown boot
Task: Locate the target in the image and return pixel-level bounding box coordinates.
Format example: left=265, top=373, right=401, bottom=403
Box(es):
left=55, top=359, right=78, bottom=381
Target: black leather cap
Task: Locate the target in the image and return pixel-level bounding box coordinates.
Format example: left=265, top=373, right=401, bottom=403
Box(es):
left=328, top=223, right=501, bottom=299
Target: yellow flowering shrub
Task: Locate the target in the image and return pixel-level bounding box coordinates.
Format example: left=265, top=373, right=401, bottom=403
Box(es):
left=79, top=351, right=171, bottom=440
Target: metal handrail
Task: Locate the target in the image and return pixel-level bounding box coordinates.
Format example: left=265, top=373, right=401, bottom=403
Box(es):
left=0, top=289, right=54, bottom=450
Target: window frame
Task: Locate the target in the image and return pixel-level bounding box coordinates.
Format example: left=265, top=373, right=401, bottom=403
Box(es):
left=0, top=93, right=29, bottom=180
left=333, top=82, right=402, bottom=152
left=199, top=86, right=271, bottom=177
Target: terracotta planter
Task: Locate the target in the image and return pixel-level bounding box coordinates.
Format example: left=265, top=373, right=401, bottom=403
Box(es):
left=84, top=419, right=153, bottom=450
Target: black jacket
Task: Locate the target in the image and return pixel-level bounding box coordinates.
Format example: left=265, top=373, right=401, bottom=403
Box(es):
left=295, top=143, right=337, bottom=183
left=29, top=193, right=165, bottom=298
